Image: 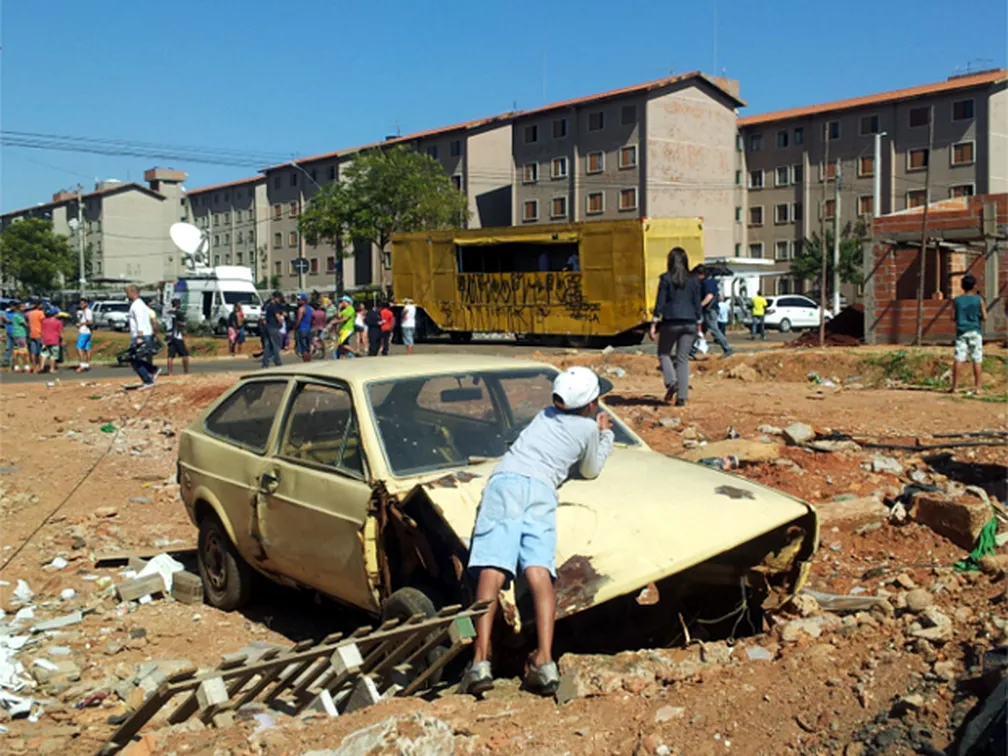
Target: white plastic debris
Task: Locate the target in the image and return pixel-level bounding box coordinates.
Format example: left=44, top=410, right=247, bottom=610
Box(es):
left=32, top=658, right=59, bottom=672
left=59, top=588, right=76, bottom=601
left=14, top=607, right=34, bottom=622
left=49, top=557, right=68, bottom=570
left=0, top=690, right=34, bottom=718
left=12, top=580, right=33, bottom=603
left=138, top=595, right=153, bottom=605
left=136, top=553, right=185, bottom=593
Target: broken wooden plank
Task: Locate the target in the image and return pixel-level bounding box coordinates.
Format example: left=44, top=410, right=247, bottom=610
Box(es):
left=94, top=547, right=196, bottom=568
left=116, top=573, right=166, bottom=602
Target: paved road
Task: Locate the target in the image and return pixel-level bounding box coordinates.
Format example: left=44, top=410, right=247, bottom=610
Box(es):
left=0, top=332, right=791, bottom=386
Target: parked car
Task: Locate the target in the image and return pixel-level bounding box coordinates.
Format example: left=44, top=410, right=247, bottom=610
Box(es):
left=92, top=301, right=131, bottom=331
left=177, top=356, right=819, bottom=660
left=743, top=295, right=833, bottom=332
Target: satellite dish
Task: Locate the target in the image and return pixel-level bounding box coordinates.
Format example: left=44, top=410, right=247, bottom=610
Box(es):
left=68, top=218, right=80, bottom=231
left=170, top=222, right=210, bottom=271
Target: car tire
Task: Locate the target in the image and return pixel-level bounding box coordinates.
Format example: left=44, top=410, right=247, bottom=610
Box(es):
left=197, top=513, right=253, bottom=611
left=381, top=587, right=446, bottom=687
left=778, top=318, right=792, bottom=333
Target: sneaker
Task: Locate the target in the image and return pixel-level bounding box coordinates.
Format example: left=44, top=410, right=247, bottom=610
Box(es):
left=524, top=660, right=560, bottom=696
left=674, top=398, right=687, bottom=407
left=13, top=366, right=20, bottom=373
left=662, top=384, right=677, bottom=403
left=720, top=351, right=735, bottom=359
left=137, top=382, right=155, bottom=391
left=150, top=368, right=161, bottom=383
left=458, top=660, right=493, bottom=696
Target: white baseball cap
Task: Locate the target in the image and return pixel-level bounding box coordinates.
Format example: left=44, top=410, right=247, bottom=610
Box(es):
left=552, top=366, right=613, bottom=410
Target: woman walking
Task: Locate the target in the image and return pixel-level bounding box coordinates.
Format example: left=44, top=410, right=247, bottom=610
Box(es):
left=649, top=247, right=702, bottom=406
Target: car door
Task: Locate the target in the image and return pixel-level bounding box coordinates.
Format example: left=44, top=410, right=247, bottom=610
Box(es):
left=792, top=296, right=818, bottom=327
left=257, top=379, right=376, bottom=611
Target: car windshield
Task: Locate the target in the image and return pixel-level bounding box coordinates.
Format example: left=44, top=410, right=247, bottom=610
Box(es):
left=105, top=303, right=129, bottom=313
left=223, top=291, right=262, bottom=306
left=366, top=368, right=639, bottom=477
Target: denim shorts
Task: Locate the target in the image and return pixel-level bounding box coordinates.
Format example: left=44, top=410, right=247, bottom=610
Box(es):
left=467, top=472, right=558, bottom=579
left=401, top=327, right=415, bottom=346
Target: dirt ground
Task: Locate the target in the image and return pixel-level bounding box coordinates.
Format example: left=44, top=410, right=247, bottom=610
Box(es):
left=0, top=346, right=1005, bottom=755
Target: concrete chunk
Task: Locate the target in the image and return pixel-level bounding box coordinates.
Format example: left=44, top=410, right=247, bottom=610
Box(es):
left=31, top=611, right=83, bottom=634
left=343, top=675, right=381, bottom=713
left=911, top=492, right=992, bottom=550
left=116, top=573, right=166, bottom=602
left=196, top=677, right=228, bottom=711
left=783, top=423, right=815, bottom=446
left=819, top=496, right=888, bottom=525
left=306, top=689, right=338, bottom=717
left=329, top=643, right=363, bottom=676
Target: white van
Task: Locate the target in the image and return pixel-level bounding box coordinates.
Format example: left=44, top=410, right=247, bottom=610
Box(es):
left=167, top=266, right=263, bottom=335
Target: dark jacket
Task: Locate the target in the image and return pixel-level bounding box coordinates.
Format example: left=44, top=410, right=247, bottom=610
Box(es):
left=653, top=273, right=703, bottom=324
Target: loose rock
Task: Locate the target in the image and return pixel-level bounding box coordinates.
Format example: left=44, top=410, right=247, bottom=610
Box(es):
left=783, top=423, right=815, bottom=446
left=904, top=589, right=934, bottom=614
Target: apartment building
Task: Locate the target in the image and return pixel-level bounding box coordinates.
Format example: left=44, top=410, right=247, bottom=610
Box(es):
left=260, top=115, right=514, bottom=293
left=183, top=176, right=268, bottom=282
left=1, top=167, right=188, bottom=285
left=511, top=72, right=745, bottom=256
left=738, top=69, right=1008, bottom=295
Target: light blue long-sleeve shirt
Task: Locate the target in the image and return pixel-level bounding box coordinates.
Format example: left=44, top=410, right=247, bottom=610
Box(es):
left=492, top=406, right=614, bottom=490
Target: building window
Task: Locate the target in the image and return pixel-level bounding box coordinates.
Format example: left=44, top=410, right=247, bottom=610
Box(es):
left=450, top=139, right=462, bottom=157
left=735, top=170, right=742, bottom=185
left=858, top=196, right=874, bottom=216
left=328, top=166, right=337, bottom=181
left=907, top=148, right=929, bottom=171
left=237, top=231, right=244, bottom=243
left=236, top=252, right=243, bottom=265
left=223, top=192, right=230, bottom=202
left=748, top=242, right=764, bottom=259
left=618, top=145, right=637, bottom=169
left=820, top=198, right=836, bottom=220
left=736, top=134, right=744, bottom=151
left=550, top=196, right=568, bottom=219
left=273, top=204, right=282, bottom=220
left=792, top=164, right=803, bottom=183
left=288, top=201, right=298, bottom=217
left=248, top=231, right=255, bottom=244
left=952, top=99, right=974, bottom=121
left=749, top=206, right=764, bottom=226
left=618, top=188, right=638, bottom=211
left=793, top=127, right=804, bottom=145
left=234, top=210, right=242, bottom=222
left=213, top=234, right=220, bottom=247
left=749, top=133, right=763, bottom=151
left=734, top=243, right=741, bottom=256
left=213, top=213, right=220, bottom=226
left=821, top=120, right=840, bottom=141
left=858, top=155, right=874, bottom=177
left=621, top=105, right=637, bottom=125
left=776, top=130, right=788, bottom=148
left=774, top=203, right=790, bottom=224
left=214, top=255, right=220, bottom=265
left=224, top=232, right=230, bottom=244
left=909, top=106, right=930, bottom=127
left=273, top=233, right=282, bottom=248
left=223, top=212, right=230, bottom=224
left=748, top=170, right=764, bottom=189
left=524, top=124, right=538, bottom=144
left=290, top=173, right=298, bottom=187
left=288, top=231, right=298, bottom=247
left=819, top=161, right=837, bottom=181
left=860, top=114, right=880, bottom=135
left=522, top=163, right=538, bottom=183
left=426, top=145, right=439, bottom=159
left=587, top=151, right=605, bottom=174
left=951, top=141, right=975, bottom=166
left=775, top=166, right=790, bottom=187
left=451, top=174, right=462, bottom=191
left=274, top=260, right=282, bottom=275
left=949, top=184, right=975, bottom=198
left=522, top=200, right=539, bottom=222
left=906, top=189, right=928, bottom=208
left=735, top=206, right=742, bottom=222
left=553, top=118, right=567, bottom=139
left=551, top=156, right=568, bottom=179
left=775, top=241, right=790, bottom=260
left=586, top=192, right=604, bottom=215
left=326, top=256, right=336, bottom=272
left=309, top=258, right=318, bottom=274
left=588, top=111, right=604, bottom=131
left=792, top=203, right=803, bottom=223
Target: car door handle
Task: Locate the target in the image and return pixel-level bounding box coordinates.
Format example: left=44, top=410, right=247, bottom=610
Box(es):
left=260, top=472, right=279, bottom=493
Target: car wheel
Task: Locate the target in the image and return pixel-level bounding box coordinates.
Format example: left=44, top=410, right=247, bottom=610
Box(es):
left=197, top=514, right=253, bottom=610
left=778, top=318, right=792, bottom=333
left=381, top=587, right=447, bottom=687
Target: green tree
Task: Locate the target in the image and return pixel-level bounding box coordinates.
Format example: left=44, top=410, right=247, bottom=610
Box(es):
left=791, top=220, right=868, bottom=288
left=0, top=218, right=75, bottom=294
left=299, top=145, right=469, bottom=285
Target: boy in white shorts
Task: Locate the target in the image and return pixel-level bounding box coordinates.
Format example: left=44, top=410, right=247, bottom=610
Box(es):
left=460, top=366, right=615, bottom=696
left=950, top=273, right=987, bottom=395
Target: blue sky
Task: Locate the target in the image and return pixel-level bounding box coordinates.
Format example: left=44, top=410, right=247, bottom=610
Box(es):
left=2, top=0, right=1005, bottom=212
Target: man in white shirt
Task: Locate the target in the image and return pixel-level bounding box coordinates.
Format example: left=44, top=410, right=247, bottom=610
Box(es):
left=126, top=285, right=159, bottom=388
left=75, top=297, right=94, bottom=373
left=400, top=298, right=417, bottom=355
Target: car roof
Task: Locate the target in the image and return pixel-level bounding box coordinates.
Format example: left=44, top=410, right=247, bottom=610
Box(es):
left=239, top=354, right=552, bottom=383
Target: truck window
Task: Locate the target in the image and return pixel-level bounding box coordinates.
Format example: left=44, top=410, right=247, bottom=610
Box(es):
left=456, top=242, right=580, bottom=274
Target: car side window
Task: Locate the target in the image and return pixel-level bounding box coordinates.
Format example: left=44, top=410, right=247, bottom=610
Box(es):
left=777, top=297, right=801, bottom=307
left=204, top=380, right=288, bottom=453
left=279, top=383, right=365, bottom=478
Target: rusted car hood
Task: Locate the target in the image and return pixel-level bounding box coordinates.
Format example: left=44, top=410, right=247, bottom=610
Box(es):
left=388, top=447, right=816, bottom=619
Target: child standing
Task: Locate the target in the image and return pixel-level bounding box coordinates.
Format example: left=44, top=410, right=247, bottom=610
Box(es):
left=10, top=302, right=29, bottom=373
left=460, top=366, right=615, bottom=696
left=950, top=273, right=987, bottom=395
left=40, top=307, right=64, bottom=374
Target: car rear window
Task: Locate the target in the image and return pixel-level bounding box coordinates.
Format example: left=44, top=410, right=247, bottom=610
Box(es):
left=204, top=380, right=288, bottom=453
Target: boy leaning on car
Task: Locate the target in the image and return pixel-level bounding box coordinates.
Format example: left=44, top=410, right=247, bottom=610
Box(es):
left=460, top=366, right=615, bottom=697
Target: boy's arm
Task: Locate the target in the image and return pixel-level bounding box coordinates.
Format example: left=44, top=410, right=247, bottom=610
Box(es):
left=578, top=418, right=616, bottom=480
left=980, top=298, right=988, bottom=320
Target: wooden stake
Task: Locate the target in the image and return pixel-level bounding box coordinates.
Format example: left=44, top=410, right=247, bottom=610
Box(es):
left=914, top=105, right=935, bottom=346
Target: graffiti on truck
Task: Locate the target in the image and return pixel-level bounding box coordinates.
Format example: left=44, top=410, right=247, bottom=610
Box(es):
left=451, top=272, right=602, bottom=323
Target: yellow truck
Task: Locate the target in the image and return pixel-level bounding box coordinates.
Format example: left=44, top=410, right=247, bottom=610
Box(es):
left=390, top=217, right=704, bottom=346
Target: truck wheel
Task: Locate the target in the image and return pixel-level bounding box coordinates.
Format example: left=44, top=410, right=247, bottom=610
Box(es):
left=216, top=319, right=228, bottom=336
left=198, top=514, right=253, bottom=611
left=381, top=587, right=447, bottom=687
left=449, top=332, right=473, bottom=344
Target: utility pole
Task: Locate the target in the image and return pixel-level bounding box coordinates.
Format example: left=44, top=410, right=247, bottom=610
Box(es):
left=818, top=128, right=831, bottom=347
left=76, top=184, right=86, bottom=293
left=914, top=105, right=935, bottom=346
left=832, top=158, right=842, bottom=315
left=872, top=132, right=885, bottom=219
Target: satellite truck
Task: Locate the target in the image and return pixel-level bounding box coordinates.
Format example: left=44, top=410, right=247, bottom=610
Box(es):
left=165, top=222, right=264, bottom=335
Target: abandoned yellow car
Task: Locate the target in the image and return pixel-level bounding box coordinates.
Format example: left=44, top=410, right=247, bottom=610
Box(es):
left=177, top=355, right=818, bottom=644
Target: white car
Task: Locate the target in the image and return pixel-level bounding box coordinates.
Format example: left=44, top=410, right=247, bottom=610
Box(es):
left=744, top=295, right=832, bottom=332
left=92, top=301, right=131, bottom=331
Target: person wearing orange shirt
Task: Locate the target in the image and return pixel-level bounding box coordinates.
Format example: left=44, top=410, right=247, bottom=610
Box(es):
left=379, top=301, right=394, bottom=356
left=26, top=301, right=46, bottom=372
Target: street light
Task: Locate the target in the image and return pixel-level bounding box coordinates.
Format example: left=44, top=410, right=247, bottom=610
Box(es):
left=287, top=161, right=344, bottom=297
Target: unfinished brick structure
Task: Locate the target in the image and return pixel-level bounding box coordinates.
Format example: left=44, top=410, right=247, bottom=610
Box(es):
left=864, top=194, right=1007, bottom=344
